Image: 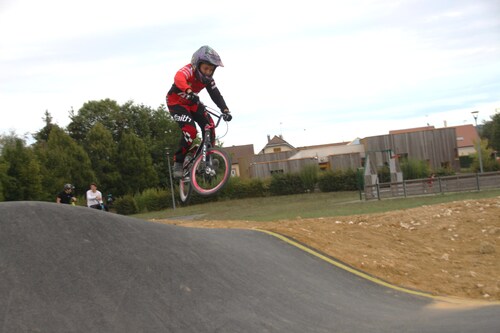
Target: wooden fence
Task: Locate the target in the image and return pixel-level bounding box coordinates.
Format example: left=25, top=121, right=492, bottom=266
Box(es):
left=364, top=171, right=500, bottom=200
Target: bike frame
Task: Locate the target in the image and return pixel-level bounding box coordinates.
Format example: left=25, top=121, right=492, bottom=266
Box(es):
left=182, top=106, right=227, bottom=179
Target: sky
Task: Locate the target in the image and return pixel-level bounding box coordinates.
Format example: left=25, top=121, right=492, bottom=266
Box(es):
left=1, top=0, right=499, bottom=152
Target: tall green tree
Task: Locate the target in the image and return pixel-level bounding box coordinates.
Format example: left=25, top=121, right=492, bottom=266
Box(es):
left=68, top=99, right=180, bottom=190
left=33, top=110, right=55, bottom=142
left=67, top=99, right=121, bottom=143
left=471, top=138, right=500, bottom=172
left=0, top=136, right=43, bottom=201
left=482, top=113, right=500, bottom=152
left=149, top=105, right=181, bottom=187
left=0, top=159, right=6, bottom=201
left=116, top=131, right=158, bottom=194
left=84, top=123, right=121, bottom=195
left=35, top=127, right=95, bottom=198
left=119, top=101, right=153, bottom=142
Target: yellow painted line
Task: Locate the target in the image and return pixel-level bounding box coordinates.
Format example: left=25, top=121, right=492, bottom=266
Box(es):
left=255, top=229, right=444, bottom=300
left=255, top=228, right=500, bottom=306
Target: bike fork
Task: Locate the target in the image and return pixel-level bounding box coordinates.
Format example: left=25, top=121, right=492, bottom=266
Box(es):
left=202, top=130, right=216, bottom=176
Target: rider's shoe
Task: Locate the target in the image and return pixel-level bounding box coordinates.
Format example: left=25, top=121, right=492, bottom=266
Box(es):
left=173, top=162, right=183, bottom=179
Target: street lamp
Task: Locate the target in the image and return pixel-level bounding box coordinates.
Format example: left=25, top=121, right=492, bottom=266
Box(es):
left=471, top=111, right=484, bottom=173
left=165, top=148, right=176, bottom=210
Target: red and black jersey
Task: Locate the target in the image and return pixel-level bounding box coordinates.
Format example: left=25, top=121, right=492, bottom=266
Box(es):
left=166, top=64, right=228, bottom=111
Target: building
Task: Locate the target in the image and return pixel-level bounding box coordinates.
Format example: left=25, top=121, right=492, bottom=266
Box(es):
left=258, top=135, right=295, bottom=154
left=451, top=124, right=480, bottom=156
left=250, top=136, right=364, bottom=178
left=224, top=144, right=255, bottom=178
left=226, top=123, right=479, bottom=180
left=363, top=127, right=460, bottom=171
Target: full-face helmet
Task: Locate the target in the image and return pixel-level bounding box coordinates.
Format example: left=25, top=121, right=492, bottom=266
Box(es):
left=64, top=183, right=73, bottom=190
left=191, top=45, right=224, bottom=84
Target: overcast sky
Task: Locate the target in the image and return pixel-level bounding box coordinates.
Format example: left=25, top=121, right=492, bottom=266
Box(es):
left=1, top=0, right=499, bottom=152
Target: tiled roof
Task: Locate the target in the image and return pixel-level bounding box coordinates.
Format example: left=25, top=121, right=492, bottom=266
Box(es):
left=224, top=144, right=255, bottom=162
left=450, top=124, right=479, bottom=148
left=389, top=126, right=435, bottom=134
left=267, top=135, right=293, bottom=147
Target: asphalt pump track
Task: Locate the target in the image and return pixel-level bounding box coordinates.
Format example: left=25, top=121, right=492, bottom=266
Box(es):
left=1, top=201, right=499, bottom=332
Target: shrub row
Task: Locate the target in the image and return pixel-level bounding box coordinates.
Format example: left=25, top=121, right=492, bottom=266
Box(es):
left=112, top=158, right=457, bottom=214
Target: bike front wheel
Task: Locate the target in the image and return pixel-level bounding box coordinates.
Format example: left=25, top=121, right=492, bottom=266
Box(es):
left=190, top=148, right=231, bottom=196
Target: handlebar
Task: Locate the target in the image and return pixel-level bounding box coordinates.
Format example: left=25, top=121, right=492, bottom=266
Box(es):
left=203, top=104, right=232, bottom=128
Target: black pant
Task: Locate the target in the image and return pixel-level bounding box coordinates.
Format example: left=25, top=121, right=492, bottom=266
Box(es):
left=168, top=104, right=214, bottom=163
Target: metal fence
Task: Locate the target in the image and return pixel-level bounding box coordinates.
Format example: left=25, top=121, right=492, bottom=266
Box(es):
left=364, top=171, right=500, bottom=200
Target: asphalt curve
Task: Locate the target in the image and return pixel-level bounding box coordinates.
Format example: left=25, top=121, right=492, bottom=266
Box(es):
left=1, top=201, right=499, bottom=333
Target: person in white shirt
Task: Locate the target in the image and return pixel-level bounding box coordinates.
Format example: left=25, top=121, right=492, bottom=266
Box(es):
left=86, top=183, right=104, bottom=210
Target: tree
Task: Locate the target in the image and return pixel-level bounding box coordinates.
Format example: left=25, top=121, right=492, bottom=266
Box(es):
left=119, top=101, right=153, bottom=142
left=148, top=105, right=181, bottom=187
left=482, top=113, right=500, bottom=153
left=35, top=127, right=95, bottom=199
left=0, top=159, right=6, bottom=201
left=0, top=135, right=43, bottom=201
left=84, top=123, right=121, bottom=196
left=68, top=100, right=181, bottom=190
left=67, top=99, right=121, bottom=143
left=33, top=110, right=55, bottom=142
left=116, top=131, right=158, bottom=194
left=471, top=138, right=500, bottom=172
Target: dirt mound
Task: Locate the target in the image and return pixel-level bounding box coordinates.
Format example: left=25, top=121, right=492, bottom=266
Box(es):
left=156, top=197, right=500, bottom=301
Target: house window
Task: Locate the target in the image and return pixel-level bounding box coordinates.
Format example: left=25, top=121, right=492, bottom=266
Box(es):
left=270, top=169, right=284, bottom=175
left=273, top=148, right=282, bottom=153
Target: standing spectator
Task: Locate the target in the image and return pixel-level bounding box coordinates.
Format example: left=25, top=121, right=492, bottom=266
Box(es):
left=86, top=183, right=105, bottom=210
left=427, top=173, right=436, bottom=188
left=56, top=183, right=77, bottom=205
left=426, top=173, right=436, bottom=193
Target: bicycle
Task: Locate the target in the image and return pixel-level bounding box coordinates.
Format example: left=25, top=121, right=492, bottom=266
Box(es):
left=178, top=104, right=232, bottom=204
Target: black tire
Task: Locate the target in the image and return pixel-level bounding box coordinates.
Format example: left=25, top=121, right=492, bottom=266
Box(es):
left=179, top=177, right=192, bottom=204
left=190, top=148, right=231, bottom=196
left=179, top=156, right=193, bottom=204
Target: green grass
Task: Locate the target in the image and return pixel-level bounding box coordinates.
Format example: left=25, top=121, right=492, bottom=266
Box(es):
left=133, top=189, right=500, bottom=222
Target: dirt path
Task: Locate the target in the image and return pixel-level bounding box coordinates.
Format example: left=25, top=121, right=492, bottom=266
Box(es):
left=154, top=197, right=500, bottom=302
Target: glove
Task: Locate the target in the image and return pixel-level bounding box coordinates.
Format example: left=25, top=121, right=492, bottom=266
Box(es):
left=222, top=110, right=232, bottom=122
left=185, top=92, right=199, bottom=103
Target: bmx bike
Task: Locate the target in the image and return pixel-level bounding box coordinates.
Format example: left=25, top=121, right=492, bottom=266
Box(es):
left=178, top=105, right=232, bottom=204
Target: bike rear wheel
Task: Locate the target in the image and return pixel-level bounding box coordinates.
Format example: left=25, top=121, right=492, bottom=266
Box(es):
left=179, top=177, right=192, bottom=204
left=190, top=148, right=231, bottom=196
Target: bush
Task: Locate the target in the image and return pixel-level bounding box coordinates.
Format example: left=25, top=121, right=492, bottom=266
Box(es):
left=114, top=195, right=139, bottom=215
left=318, top=169, right=359, bottom=192
left=269, top=173, right=304, bottom=195
left=299, top=164, right=319, bottom=192
left=435, top=166, right=455, bottom=177
left=400, top=158, right=430, bottom=180
left=134, top=188, right=171, bottom=212
left=220, top=177, right=268, bottom=199
left=377, top=165, right=391, bottom=183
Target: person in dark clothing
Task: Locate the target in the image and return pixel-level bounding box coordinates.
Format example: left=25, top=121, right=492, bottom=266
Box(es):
left=56, top=183, right=77, bottom=205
